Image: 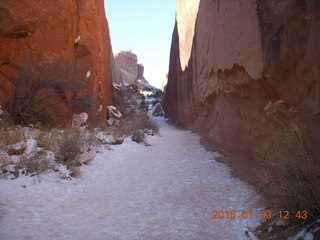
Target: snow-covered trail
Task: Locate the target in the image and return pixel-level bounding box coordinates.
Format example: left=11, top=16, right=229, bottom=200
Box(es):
left=0, top=118, right=263, bottom=240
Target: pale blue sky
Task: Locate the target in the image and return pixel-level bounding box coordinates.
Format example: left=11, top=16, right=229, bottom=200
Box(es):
left=104, top=1, right=176, bottom=89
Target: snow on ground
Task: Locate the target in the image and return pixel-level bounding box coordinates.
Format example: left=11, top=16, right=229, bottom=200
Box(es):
left=0, top=118, right=264, bottom=240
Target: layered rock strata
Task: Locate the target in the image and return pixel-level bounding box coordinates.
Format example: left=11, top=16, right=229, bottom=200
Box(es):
left=114, top=50, right=153, bottom=90
left=164, top=0, right=320, bottom=163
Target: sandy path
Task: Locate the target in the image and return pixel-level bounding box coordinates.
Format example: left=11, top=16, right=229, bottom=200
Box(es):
left=0, top=118, right=263, bottom=240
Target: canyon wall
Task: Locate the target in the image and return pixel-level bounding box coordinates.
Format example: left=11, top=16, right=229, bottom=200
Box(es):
left=0, top=0, right=114, bottom=124
left=114, top=50, right=153, bottom=90
left=164, top=0, right=320, bottom=164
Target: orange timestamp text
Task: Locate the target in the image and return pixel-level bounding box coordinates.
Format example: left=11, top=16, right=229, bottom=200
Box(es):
left=211, top=210, right=308, bottom=220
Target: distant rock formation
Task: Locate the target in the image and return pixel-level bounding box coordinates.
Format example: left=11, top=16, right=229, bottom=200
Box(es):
left=164, top=0, right=320, bottom=162
left=114, top=50, right=153, bottom=90
left=0, top=0, right=114, bottom=124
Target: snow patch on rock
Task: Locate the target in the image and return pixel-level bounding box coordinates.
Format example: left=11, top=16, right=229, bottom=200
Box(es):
left=74, top=35, right=81, bottom=43
left=86, top=70, right=91, bottom=78
left=98, top=105, right=103, bottom=113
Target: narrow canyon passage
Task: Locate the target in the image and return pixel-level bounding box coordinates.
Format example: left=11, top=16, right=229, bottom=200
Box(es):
left=0, top=118, right=263, bottom=240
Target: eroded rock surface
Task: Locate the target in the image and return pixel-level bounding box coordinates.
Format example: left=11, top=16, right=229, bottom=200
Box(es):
left=0, top=0, right=114, bottom=124
left=114, top=50, right=153, bottom=90
left=164, top=0, right=320, bottom=163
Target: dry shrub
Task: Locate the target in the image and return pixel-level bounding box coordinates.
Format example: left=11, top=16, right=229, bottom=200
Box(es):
left=114, top=111, right=159, bottom=144
left=14, top=152, right=54, bottom=178
left=0, top=124, right=42, bottom=179
left=0, top=151, right=53, bottom=179
left=0, top=122, right=98, bottom=179
left=55, top=128, right=96, bottom=177
left=0, top=154, right=13, bottom=179
left=3, top=59, right=90, bottom=126
left=36, top=129, right=61, bottom=152
left=131, top=129, right=145, bottom=143
left=7, top=146, right=26, bottom=156
left=0, top=125, right=28, bottom=148
left=260, top=100, right=320, bottom=223
left=124, top=111, right=159, bottom=135
left=112, top=84, right=159, bottom=144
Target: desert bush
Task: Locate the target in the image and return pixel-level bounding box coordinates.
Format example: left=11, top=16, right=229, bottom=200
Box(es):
left=7, top=146, right=26, bottom=156
left=55, top=128, right=96, bottom=177
left=259, top=100, right=320, bottom=223
left=3, top=59, right=89, bottom=126
left=0, top=125, right=39, bottom=179
left=113, top=110, right=159, bottom=144
left=0, top=124, right=98, bottom=179
left=14, top=152, right=54, bottom=178
left=112, top=84, right=159, bottom=144
left=114, top=84, right=146, bottom=119
left=0, top=125, right=28, bottom=149
left=0, top=148, right=54, bottom=179
left=131, top=129, right=145, bottom=143
left=0, top=154, right=13, bottom=179
left=36, top=129, right=61, bottom=153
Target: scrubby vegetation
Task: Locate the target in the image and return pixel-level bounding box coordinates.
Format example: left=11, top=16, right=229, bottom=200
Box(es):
left=113, top=84, right=159, bottom=145
left=0, top=123, right=97, bottom=179
left=2, top=61, right=88, bottom=126
left=0, top=82, right=161, bottom=181
left=259, top=100, right=320, bottom=226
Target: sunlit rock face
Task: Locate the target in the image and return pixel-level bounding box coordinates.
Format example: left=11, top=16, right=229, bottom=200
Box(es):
left=114, top=50, right=153, bottom=89
left=0, top=0, right=114, bottom=124
left=176, top=0, right=200, bottom=71
left=164, top=0, right=320, bottom=162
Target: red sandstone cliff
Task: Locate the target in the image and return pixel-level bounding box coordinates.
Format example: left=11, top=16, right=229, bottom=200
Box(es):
left=114, top=50, right=153, bottom=90
left=164, top=0, right=320, bottom=163
left=0, top=0, right=114, bottom=124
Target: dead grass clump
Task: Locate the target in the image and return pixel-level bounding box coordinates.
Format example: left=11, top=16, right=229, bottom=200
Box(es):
left=36, top=129, right=61, bottom=152
left=114, top=111, right=159, bottom=144
left=259, top=100, right=320, bottom=224
left=131, top=129, right=145, bottom=143
left=0, top=151, right=53, bottom=179
left=7, top=146, right=26, bottom=156
left=0, top=125, right=27, bottom=148
left=3, top=60, right=90, bottom=126
left=0, top=123, right=98, bottom=179
left=112, top=84, right=159, bottom=144
left=55, top=128, right=94, bottom=177
left=14, top=152, right=54, bottom=178
left=139, top=112, right=159, bottom=134
left=0, top=154, right=13, bottom=179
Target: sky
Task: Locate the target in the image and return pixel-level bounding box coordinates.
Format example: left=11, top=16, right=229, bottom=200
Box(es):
left=104, top=1, right=176, bottom=89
